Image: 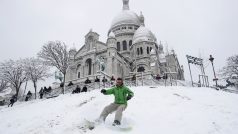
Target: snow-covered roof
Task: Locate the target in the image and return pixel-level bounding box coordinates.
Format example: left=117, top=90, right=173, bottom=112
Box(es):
left=110, top=10, right=141, bottom=29
left=133, top=25, right=157, bottom=44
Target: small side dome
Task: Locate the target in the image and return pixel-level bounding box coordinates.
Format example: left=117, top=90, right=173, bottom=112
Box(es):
left=109, top=32, right=115, bottom=38
left=150, top=48, right=156, bottom=55
left=159, top=44, right=163, bottom=50
left=133, top=25, right=157, bottom=44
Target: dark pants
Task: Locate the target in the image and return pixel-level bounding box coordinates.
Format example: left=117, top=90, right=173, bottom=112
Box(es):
left=8, top=100, right=14, bottom=107
left=40, top=94, right=43, bottom=99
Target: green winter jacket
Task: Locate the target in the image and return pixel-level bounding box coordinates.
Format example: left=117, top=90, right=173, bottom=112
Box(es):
left=105, top=85, right=134, bottom=104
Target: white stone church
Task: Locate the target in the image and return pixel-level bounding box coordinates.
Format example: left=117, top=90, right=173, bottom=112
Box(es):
left=65, top=0, right=184, bottom=83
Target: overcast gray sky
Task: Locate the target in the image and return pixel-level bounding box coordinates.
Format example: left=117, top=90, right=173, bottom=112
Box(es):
left=0, top=0, right=238, bottom=86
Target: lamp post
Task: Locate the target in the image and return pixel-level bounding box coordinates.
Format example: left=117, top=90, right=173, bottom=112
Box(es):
left=63, top=67, right=69, bottom=94
left=96, top=56, right=105, bottom=89
left=209, top=55, right=218, bottom=87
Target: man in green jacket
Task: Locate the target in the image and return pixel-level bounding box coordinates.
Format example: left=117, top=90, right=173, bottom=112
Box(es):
left=99, top=78, right=134, bottom=126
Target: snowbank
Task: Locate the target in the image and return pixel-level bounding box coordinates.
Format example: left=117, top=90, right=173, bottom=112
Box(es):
left=0, top=86, right=238, bottom=134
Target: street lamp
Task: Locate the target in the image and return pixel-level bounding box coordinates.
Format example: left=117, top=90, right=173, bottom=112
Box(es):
left=96, top=56, right=105, bottom=88
left=55, top=70, right=65, bottom=93
left=209, top=55, right=218, bottom=87
left=55, top=71, right=63, bottom=82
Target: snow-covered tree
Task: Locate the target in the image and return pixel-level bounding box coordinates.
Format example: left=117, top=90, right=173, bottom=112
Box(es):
left=38, top=41, right=70, bottom=94
left=220, top=55, right=238, bottom=85
left=23, top=58, right=51, bottom=99
left=0, top=59, right=27, bottom=99
left=0, top=80, right=8, bottom=92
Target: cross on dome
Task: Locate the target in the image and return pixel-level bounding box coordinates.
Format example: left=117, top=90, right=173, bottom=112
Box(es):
left=123, top=0, right=130, bottom=10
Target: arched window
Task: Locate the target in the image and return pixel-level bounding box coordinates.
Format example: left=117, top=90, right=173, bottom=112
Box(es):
left=140, top=47, right=143, bottom=55
left=147, top=47, right=149, bottom=54
left=123, top=41, right=127, bottom=50
left=77, top=64, right=81, bottom=78
left=137, top=66, right=145, bottom=72
left=137, top=48, right=140, bottom=55
left=78, top=72, right=80, bottom=78
left=117, top=42, right=121, bottom=51
left=129, top=40, right=132, bottom=47
left=85, top=59, right=92, bottom=75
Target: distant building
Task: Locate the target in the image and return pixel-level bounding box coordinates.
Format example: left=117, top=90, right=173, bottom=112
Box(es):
left=66, top=0, right=184, bottom=82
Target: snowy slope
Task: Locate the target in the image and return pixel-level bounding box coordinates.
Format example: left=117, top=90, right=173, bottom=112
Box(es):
left=0, top=86, right=238, bottom=134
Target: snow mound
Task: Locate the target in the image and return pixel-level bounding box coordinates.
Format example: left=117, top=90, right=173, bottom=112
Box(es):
left=0, top=86, right=238, bottom=134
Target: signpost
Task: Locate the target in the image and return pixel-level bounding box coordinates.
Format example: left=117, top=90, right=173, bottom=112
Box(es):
left=186, top=55, right=209, bottom=87
left=209, top=55, right=218, bottom=87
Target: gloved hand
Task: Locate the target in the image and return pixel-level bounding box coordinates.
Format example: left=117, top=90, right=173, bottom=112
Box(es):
left=101, top=89, right=106, bottom=94
left=127, top=95, right=132, bottom=100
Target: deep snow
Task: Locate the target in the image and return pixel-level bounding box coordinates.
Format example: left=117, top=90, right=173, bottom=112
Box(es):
left=0, top=86, right=238, bottom=134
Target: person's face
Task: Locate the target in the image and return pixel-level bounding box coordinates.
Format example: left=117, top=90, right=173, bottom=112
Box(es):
left=116, top=79, right=123, bottom=86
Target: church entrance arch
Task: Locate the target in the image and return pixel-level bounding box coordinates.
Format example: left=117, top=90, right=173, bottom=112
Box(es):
left=77, top=64, right=81, bottom=78
left=85, top=58, right=92, bottom=75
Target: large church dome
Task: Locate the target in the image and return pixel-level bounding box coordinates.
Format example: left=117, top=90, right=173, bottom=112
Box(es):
left=110, top=10, right=140, bottom=29
left=109, top=0, right=141, bottom=31
left=133, top=25, right=157, bottom=44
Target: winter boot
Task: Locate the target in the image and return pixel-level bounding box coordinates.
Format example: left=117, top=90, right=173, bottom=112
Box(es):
left=112, top=120, right=121, bottom=126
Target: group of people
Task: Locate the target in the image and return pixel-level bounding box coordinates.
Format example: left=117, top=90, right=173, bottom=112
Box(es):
left=72, top=85, right=88, bottom=94
left=86, top=76, right=116, bottom=84
left=85, top=78, right=92, bottom=84
left=71, top=76, right=117, bottom=94
left=154, top=74, right=168, bottom=81
left=39, top=86, right=52, bottom=99
left=8, top=90, right=33, bottom=107
left=25, top=91, right=32, bottom=101
left=8, top=95, right=17, bottom=107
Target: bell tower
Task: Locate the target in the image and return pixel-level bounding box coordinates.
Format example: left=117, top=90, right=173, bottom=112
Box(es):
left=107, top=32, right=118, bottom=77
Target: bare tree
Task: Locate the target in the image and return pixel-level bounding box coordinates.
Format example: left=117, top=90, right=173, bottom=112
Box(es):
left=38, top=41, right=70, bottom=94
left=23, top=58, right=51, bottom=99
left=0, top=59, right=27, bottom=99
left=220, top=55, right=238, bottom=84
left=0, top=80, right=8, bottom=92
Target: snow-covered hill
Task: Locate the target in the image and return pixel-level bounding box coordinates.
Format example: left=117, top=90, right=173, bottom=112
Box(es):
left=0, top=86, right=238, bottom=134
